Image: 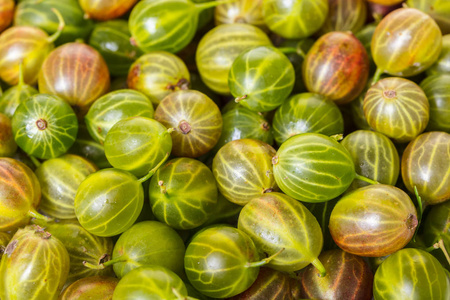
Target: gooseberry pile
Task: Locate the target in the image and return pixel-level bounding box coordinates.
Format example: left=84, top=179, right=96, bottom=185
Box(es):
left=0, top=0, right=449, bottom=299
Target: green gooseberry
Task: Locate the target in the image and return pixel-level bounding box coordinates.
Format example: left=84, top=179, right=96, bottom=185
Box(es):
left=74, top=168, right=144, bottom=237
left=89, top=20, right=143, bottom=77
left=90, top=221, right=185, bottom=279
left=35, top=154, right=98, bottom=219
left=129, top=0, right=232, bottom=54
left=423, top=201, right=450, bottom=270
left=238, top=192, right=325, bottom=274
left=59, top=276, right=119, bottom=300
left=420, top=74, right=450, bottom=133
left=229, top=46, right=295, bottom=112
left=272, top=133, right=377, bottom=203
left=44, top=219, right=114, bottom=285
left=213, top=138, right=278, bottom=205
left=341, top=130, right=400, bottom=190
left=374, top=248, right=450, bottom=299
left=149, top=158, right=218, bottom=230
left=184, top=225, right=280, bottom=298
left=272, top=93, right=344, bottom=145
left=11, top=94, right=78, bottom=160
left=427, top=34, right=450, bottom=75
left=104, top=117, right=172, bottom=178
left=0, top=225, right=70, bottom=299
left=85, top=89, right=155, bottom=145
left=0, top=113, right=17, bottom=157
left=112, top=266, right=188, bottom=300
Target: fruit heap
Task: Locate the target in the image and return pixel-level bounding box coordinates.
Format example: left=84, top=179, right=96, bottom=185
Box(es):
left=0, top=0, right=449, bottom=299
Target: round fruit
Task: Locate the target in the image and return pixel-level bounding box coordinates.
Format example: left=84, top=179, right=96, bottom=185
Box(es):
left=262, top=0, right=329, bottom=39
left=109, top=221, right=185, bottom=278
left=0, top=113, right=16, bottom=157
left=420, top=74, right=450, bottom=133
left=35, top=154, right=97, bottom=219
left=303, top=31, right=369, bottom=104
left=74, top=168, right=144, bottom=237
left=38, top=42, right=110, bottom=117
left=371, top=8, right=442, bottom=76
left=300, top=249, right=373, bottom=300
left=154, top=90, right=222, bottom=158
left=127, top=51, right=190, bottom=106
left=213, top=139, right=277, bottom=205
left=272, top=93, right=344, bottom=145
left=0, top=225, right=70, bottom=299
left=149, top=158, right=218, bottom=230
left=196, top=23, right=272, bottom=95
left=423, top=201, right=450, bottom=270
left=401, top=131, right=450, bottom=205
left=215, top=0, right=265, bottom=29
left=341, top=130, right=400, bottom=189
left=363, top=77, right=429, bottom=143
left=407, top=0, right=450, bottom=34
left=329, top=184, right=418, bottom=257
left=427, top=34, right=450, bottom=75
left=0, top=0, right=14, bottom=33
left=320, top=0, right=367, bottom=34
left=11, top=94, right=78, bottom=160
left=112, top=266, right=188, bottom=300
left=59, top=276, right=119, bottom=300
left=229, top=46, right=295, bottom=112
left=104, top=117, right=172, bottom=177
left=85, top=89, right=154, bottom=145
left=374, top=248, right=450, bottom=299
left=80, top=0, right=138, bottom=20
left=89, top=20, right=143, bottom=76
left=238, top=192, right=325, bottom=273
left=272, top=133, right=356, bottom=203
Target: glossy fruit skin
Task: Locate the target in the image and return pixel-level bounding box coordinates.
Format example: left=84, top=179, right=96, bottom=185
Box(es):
left=104, top=117, right=172, bottom=177
left=149, top=158, right=217, bottom=230
left=35, top=154, right=97, bottom=219
left=212, top=102, right=273, bottom=153
left=407, top=0, right=450, bottom=35
left=371, top=8, right=442, bottom=76
left=59, top=276, right=119, bottom=300
left=74, top=168, right=144, bottom=237
left=112, top=266, right=188, bottom=300
left=38, top=43, right=110, bottom=117
left=112, top=221, right=185, bottom=278
left=80, top=0, right=138, bottom=20
left=0, top=232, right=11, bottom=258
left=85, top=89, right=154, bottom=145
left=229, top=46, right=295, bottom=112
left=420, top=74, right=450, bottom=133
left=0, top=158, right=41, bottom=230
left=238, top=192, right=323, bottom=272
left=196, top=23, right=272, bottom=95
left=12, top=94, right=78, bottom=160
left=213, top=139, right=277, bottom=205
left=215, top=0, right=266, bottom=29
left=273, top=133, right=355, bottom=203
left=184, top=226, right=261, bottom=298
left=300, top=249, right=373, bottom=300
left=374, top=248, right=450, bottom=299
left=0, top=113, right=16, bottom=157
left=0, top=80, right=38, bottom=118
left=89, top=20, right=143, bottom=76
left=0, top=26, right=54, bottom=85
left=303, top=31, right=369, bottom=104
left=229, top=267, right=301, bottom=300
left=320, top=0, right=367, bottom=34
left=0, top=0, right=14, bottom=33
left=363, top=77, right=429, bottom=143
left=342, top=130, right=400, bottom=189
left=45, top=220, right=114, bottom=284
left=154, top=90, right=222, bottom=158
left=423, top=201, right=450, bottom=270
left=127, top=51, right=190, bottom=106
left=427, top=34, right=450, bottom=75
left=0, top=225, right=70, bottom=300
left=129, top=0, right=200, bottom=54
left=273, top=93, right=344, bottom=145
left=401, top=132, right=450, bottom=205
left=262, top=0, right=329, bottom=39
left=329, top=185, right=418, bottom=257
left=14, top=0, right=94, bottom=45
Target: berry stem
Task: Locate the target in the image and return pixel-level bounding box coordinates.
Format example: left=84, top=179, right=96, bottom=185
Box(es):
left=29, top=155, right=41, bottom=168
left=354, top=174, right=379, bottom=185
left=28, top=209, right=53, bottom=223
left=47, top=8, right=66, bottom=44
left=412, top=186, right=423, bottom=242
left=83, top=255, right=128, bottom=269
left=371, top=68, right=383, bottom=85
left=246, top=248, right=285, bottom=268
left=312, top=257, right=327, bottom=277
left=138, top=152, right=170, bottom=183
